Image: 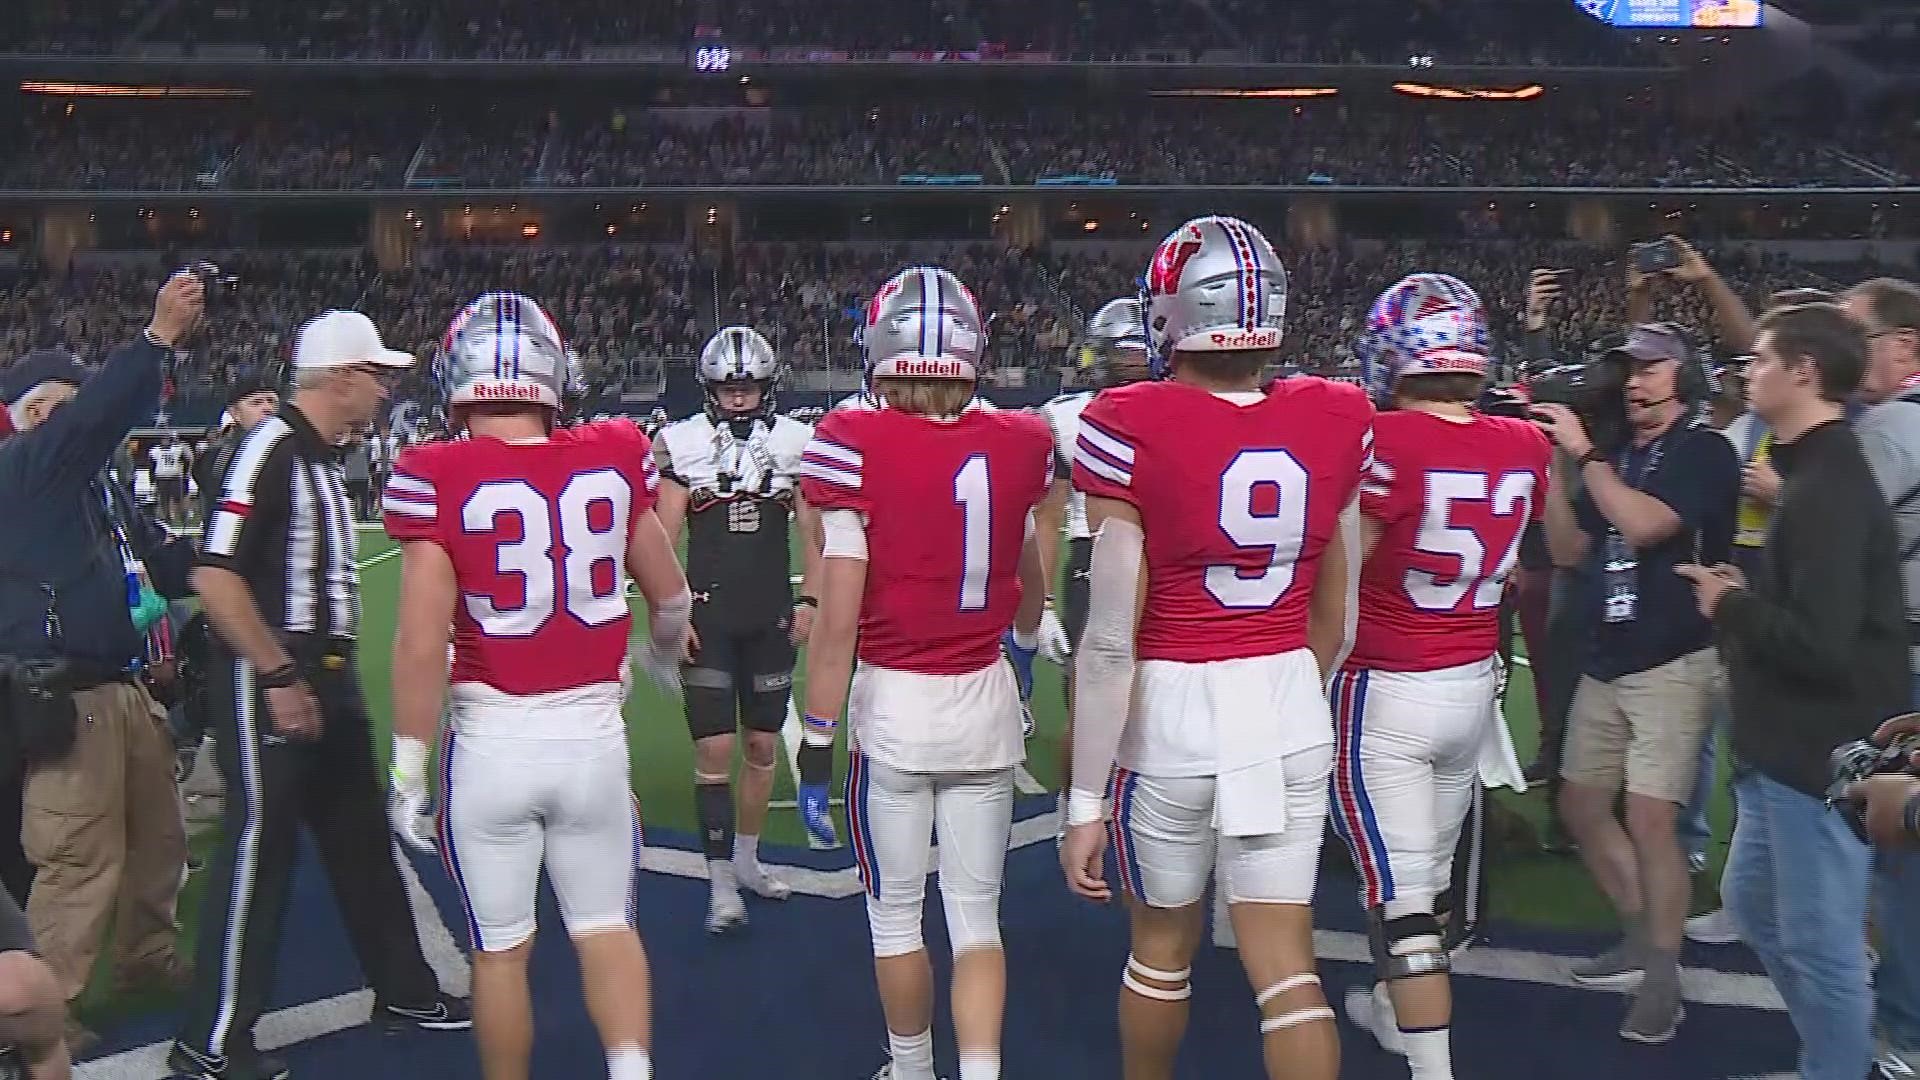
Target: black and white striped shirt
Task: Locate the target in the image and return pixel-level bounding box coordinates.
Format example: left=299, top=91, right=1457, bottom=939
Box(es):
left=197, top=404, right=359, bottom=641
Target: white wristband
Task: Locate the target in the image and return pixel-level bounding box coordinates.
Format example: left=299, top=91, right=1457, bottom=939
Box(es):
left=1012, top=627, right=1038, bottom=652
left=392, top=736, right=429, bottom=784
left=1066, top=788, right=1109, bottom=827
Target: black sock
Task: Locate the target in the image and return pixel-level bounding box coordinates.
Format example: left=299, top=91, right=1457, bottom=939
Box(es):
left=797, top=743, right=833, bottom=788
left=695, top=781, right=734, bottom=862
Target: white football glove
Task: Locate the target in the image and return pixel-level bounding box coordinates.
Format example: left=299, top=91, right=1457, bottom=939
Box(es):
left=389, top=736, right=437, bottom=855
left=636, top=644, right=682, bottom=694
left=1037, top=605, right=1072, bottom=665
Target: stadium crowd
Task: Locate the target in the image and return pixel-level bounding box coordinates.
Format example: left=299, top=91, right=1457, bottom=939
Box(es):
left=12, top=0, right=1654, bottom=64
left=4, top=90, right=1912, bottom=192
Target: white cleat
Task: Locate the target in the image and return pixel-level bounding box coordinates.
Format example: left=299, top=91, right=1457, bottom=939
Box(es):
left=706, top=884, right=748, bottom=935
left=734, top=862, right=792, bottom=901
left=1344, top=985, right=1405, bottom=1055
left=868, top=1067, right=949, bottom=1080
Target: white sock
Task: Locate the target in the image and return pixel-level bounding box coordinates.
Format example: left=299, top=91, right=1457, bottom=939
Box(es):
left=607, top=1045, right=652, bottom=1080
left=708, top=859, right=736, bottom=892
left=733, top=834, right=761, bottom=871
left=958, top=1050, right=1000, bottom=1080
left=1399, top=1026, right=1452, bottom=1079
left=887, top=1028, right=936, bottom=1080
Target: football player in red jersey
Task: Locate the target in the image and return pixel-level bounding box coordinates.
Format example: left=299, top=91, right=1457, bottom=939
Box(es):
left=383, top=293, right=691, bottom=1080
left=800, top=267, right=1051, bottom=1080
left=1061, top=216, right=1370, bottom=1080
left=1330, top=275, right=1549, bottom=1079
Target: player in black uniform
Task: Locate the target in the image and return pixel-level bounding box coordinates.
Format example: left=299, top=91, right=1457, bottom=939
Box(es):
left=1033, top=298, right=1151, bottom=819
left=654, top=327, right=825, bottom=934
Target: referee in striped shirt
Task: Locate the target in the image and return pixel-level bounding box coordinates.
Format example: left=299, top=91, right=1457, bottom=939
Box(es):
left=170, top=312, right=470, bottom=1080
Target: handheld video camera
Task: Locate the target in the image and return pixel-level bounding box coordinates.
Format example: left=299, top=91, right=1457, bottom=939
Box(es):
left=1828, top=728, right=1920, bottom=843
left=1523, top=341, right=1632, bottom=454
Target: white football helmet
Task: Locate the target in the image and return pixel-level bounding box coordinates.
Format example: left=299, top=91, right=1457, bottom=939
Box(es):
left=1081, top=296, right=1151, bottom=387
left=437, top=292, right=571, bottom=412
left=698, top=326, right=782, bottom=421
left=863, top=266, right=986, bottom=384
left=1140, top=215, right=1288, bottom=377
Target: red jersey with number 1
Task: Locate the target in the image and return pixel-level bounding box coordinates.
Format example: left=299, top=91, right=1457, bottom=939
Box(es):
left=1073, top=378, right=1375, bottom=664
left=382, top=419, right=661, bottom=696
left=799, top=407, right=1053, bottom=675
left=1347, top=410, right=1550, bottom=672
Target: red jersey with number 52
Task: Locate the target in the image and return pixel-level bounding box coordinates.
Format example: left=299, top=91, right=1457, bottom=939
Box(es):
left=1073, top=378, right=1374, bottom=663
left=1348, top=410, right=1550, bottom=672
left=381, top=420, right=661, bottom=696
left=800, top=407, right=1053, bottom=675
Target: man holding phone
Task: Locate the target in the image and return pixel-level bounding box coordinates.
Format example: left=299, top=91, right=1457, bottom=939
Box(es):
left=1534, top=323, right=1739, bottom=1044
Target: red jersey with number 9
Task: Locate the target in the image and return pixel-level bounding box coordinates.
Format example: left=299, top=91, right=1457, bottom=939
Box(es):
left=800, top=407, right=1053, bottom=675
left=1072, top=377, right=1375, bottom=664
left=1347, top=410, right=1550, bottom=672
left=381, top=419, right=661, bottom=696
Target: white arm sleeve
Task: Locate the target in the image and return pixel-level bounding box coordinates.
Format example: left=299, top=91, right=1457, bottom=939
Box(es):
left=1324, top=495, right=1362, bottom=688
left=821, top=508, right=868, bottom=559
left=1067, top=515, right=1145, bottom=826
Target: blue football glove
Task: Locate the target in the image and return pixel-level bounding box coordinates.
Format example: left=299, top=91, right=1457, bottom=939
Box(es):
left=1003, top=628, right=1037, bottom=703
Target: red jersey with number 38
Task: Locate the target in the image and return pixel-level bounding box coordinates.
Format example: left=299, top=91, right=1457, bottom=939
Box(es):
left=1347, top=410, right=1550, bottom=672
left=381, top=420, right=661, bottom=696
left=800, top=407, right=1053, bottom=675
left=1072, top=378, right=1375, bottom=663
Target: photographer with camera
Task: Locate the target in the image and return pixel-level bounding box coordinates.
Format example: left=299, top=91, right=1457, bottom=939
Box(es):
left=1533, top=322, right=1738, bottom=1044
left=1675, top=303, right=1908, bottom=1080
left=0, top=271, right=204, bottom=1055
left=1844, top=716, right=1920, bottom=855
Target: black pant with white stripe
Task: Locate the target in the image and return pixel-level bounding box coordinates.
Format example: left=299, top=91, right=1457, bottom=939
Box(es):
left=177, top=643, right=439, bottom=1063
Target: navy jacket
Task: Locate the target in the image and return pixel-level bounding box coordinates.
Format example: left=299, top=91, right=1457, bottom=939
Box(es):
left=0, top=337, right=195, bottom=669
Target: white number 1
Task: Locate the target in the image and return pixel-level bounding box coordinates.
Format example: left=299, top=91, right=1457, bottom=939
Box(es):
left=955, top=454, right=991, bottom=611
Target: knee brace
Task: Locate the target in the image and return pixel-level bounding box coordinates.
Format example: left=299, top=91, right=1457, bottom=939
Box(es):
left=1121, top=956, right=1191, bottom=1002
left=743, top=672, right=792, bottom=733
left=683, top=668, right=737, bottom=741
left=866, top=889, right=924, bottom=958
left=1255, top=973, right=1334, bottom=1034
left=1368, top=901, right=1451, bottom=983
left=942, top=888, right=1003, bottom=958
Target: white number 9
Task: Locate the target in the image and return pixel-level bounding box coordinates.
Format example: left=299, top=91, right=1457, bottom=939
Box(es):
left=1205, top=449, right=1311, bottom=609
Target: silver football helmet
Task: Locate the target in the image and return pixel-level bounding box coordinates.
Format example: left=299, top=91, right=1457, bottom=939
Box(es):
left=863, top=266, right=986, bottom=384
left=1140, top=215, right=1288, bottom=377
left=698, top=325, right=782, bottom=422
left=1080, top=296, right=1151, bottom=388
left=437, top=292, right=571, bottom=412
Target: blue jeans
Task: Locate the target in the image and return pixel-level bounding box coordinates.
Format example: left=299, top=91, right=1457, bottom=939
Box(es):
left=1724, top=767, right=1873, bottom=1080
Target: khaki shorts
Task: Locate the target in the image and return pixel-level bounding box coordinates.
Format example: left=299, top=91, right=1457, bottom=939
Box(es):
left=1561, top=647, right=1721, bottom=804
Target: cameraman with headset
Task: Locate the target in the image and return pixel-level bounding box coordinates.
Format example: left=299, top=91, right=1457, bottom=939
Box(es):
left=1533, top=322, right=1739, bottom=1044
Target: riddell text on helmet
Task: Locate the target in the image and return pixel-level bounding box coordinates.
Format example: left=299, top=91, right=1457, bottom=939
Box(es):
left=1206, top=328, right=1280, bottom=349
left=470, top=382, right=549, bottom=401
left=889, top=357, right=969, bottom=377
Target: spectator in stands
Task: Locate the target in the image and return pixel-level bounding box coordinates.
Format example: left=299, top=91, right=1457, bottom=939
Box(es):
left=1840, top=276, right=1920, bottom=1080
left=1677, top=301, right=1907, bottom=1080
left=1535, top=323, right=1739, bottom=1044
left=0, top=275, right=205, bottom=1055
